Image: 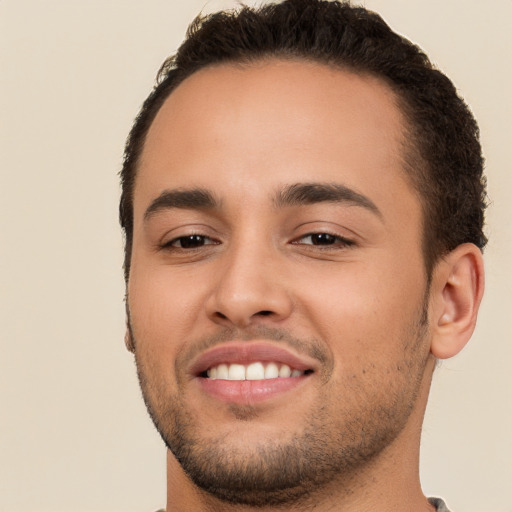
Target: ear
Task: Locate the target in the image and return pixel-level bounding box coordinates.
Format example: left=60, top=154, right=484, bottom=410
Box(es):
left=124, top=328, right=135, bottom=353
left=124, top=299, right=135, bottom=353
left=429, top=243, right=485, bottom=359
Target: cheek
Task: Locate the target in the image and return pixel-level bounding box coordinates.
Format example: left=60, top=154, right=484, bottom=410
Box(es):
left=127, top=264, right=208, bottom=360
left=293, top=259, right=426, bottom=361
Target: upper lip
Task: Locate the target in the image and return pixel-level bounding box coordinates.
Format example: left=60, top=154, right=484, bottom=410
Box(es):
left=189, top=341, right=319, bottom=377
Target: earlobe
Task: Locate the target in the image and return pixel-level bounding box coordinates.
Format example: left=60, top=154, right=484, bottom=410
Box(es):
left=430, top=243, right=485, bottom=359
left=124, top=328, right=135, bottom=353
left=124, top=297, right=135, bottom=353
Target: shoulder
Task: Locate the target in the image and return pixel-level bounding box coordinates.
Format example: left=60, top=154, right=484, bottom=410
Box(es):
left=429, top=497, right=452, bottom=512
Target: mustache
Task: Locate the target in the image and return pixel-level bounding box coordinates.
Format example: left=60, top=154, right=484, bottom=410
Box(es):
left=177, top=325, right=332, bottom=373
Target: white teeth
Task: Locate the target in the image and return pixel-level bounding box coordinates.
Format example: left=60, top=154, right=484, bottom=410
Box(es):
left=207, top=362, right=306, bottom=381
left=279, top=364, right=292, bottom=378
left=264, top=362, right=279, bottom=379
left=228, top=363, right=245, bottom=380
left=216, top=363, right=229, bottom=380
left=246, top=362, right=265, bottom=380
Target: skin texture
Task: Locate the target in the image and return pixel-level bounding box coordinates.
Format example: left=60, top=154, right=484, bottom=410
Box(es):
left=126, top=60, right=484, bottom=511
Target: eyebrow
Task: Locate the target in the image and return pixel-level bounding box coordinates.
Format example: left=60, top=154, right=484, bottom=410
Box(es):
left=144, top=188, right=219, bottom=221
left=143, top=182, right=382, bottom=221
left=274, top=182, right=382, bottom=219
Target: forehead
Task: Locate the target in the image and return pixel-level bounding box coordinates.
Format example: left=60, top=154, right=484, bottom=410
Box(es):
left=135, top=59, right=418, bottom=223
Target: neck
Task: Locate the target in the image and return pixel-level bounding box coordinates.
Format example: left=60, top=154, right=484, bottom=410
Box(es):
left=165, top=357, right=437, bottom=512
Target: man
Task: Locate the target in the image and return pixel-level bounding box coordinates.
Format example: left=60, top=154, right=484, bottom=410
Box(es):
left=119, top=0, right=486, bottom=510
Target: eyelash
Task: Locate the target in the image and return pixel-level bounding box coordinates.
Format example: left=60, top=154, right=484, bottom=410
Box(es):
left=161, top=232, right=354, bottom=251
left=162, top=234, right=219, bottom=250
left=292, top=232, right=355, bottom=249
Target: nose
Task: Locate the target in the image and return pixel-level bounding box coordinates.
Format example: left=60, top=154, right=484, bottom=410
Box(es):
left=205, top=241, right=293, bottom=328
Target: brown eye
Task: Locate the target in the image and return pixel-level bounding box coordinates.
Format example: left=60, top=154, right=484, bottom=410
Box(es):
left=296, top=233, right=352, bottom=247
left=308, top=233, right=336, bottom=245
left=170, top=235, right=212, bottom=248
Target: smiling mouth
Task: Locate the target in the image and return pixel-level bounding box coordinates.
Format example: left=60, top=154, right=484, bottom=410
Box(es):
left=192, top=343, right=318, bottom=404
left=202, top=362, right=314, bottom=381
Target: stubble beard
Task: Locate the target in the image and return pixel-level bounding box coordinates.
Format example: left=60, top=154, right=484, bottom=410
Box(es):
left=132, top=310, right=430, bottom=508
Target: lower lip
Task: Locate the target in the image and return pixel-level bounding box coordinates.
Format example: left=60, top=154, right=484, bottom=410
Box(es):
left=197, top=375, right=310, bottom=405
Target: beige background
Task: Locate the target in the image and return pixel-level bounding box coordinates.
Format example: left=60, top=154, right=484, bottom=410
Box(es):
left=0, top=1, right=510, bottom=511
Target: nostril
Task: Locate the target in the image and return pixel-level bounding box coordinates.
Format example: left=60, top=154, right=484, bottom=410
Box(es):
left=257, top=310, right=273, bottom=316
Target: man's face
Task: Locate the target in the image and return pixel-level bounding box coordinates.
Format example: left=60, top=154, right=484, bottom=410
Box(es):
left=128, top=60, right=433, bottom=505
